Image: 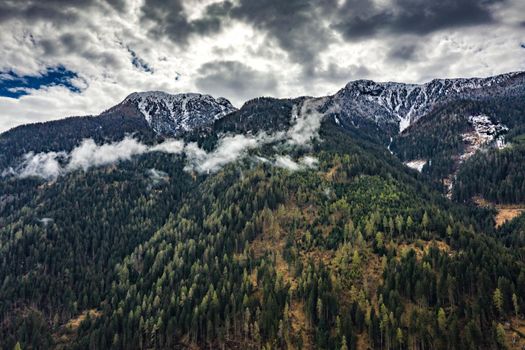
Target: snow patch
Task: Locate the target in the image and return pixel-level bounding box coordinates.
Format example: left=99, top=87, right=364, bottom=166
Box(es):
left=460, top=115, right=508, bottom=161
left=126, top=91, right=237, bottom=135
left=404, top=159, right=427, bottom=172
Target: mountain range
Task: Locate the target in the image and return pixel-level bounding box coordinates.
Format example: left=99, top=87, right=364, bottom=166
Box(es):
left=1, top=71, right=525, bottom=350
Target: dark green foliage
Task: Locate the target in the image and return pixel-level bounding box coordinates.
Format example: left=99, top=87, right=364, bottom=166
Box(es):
left=1, top=97, right=525, bottom=350
left=391, top=95, right=525, bottom=187
left=454, top=145, right=525, bottom=203
left=0, top=108, right=154, bottom=169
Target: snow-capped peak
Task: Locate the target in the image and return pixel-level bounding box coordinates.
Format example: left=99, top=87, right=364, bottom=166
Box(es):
left=330, top=71, right=525, bottom=133
left=123, top=91, right=237, bottom=136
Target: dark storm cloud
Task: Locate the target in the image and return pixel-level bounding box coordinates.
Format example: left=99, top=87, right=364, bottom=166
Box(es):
left=334, top=0, right=505, bottom=40
left=137, top=0, right=338, bottom=70
left=195, top=60, right=278, bottom=104
left=139, top=0, right=229, bottom=45
left=134, top=0, right=505, bottom=77
left=306, top=63, right=370, bottom=86
left=388, top=44, right=419, bottom=61
left=0, top=0, right=95, bottom=24
left=59, top=33, right=90, bottom=53
left=229, top=0, right=338, bottom=70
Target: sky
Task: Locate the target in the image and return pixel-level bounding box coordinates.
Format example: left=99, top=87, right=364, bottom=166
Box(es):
left=0, top=0, right=524, bottom=132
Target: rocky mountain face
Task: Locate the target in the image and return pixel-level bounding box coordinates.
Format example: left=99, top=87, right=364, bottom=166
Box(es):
left=113, top=91, right=237, bottom=136
left=328, top=71, right=525, bottom=134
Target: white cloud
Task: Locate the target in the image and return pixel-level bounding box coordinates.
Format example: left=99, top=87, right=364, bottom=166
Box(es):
left=4, top=97, right=325, bottom=179
left=274, top=155, right=319, bottom=172
left=286, top=98, right=325, bottom=146
left=5, top=136, right=185, bottom=179
left=184, top=134, right=259, bottom=174
left=274, top=155, right=302, bottom=171
left=147, top=168, right=170, bottom=187
left=149, top=139, right=185, bottom=153
left=67, top=138, right=149, bottom=171
left=4, top=151, right=67, bottom=179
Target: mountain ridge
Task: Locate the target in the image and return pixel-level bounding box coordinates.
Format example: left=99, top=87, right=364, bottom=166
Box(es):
left=329, top=70, right=525, bottom=133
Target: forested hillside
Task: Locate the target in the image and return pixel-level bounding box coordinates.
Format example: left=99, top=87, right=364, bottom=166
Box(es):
left=1, top=72, right=525, bottom=350
left=391, top=95, right=525, bottom=188
left=1, top=109, right=524, bottom=349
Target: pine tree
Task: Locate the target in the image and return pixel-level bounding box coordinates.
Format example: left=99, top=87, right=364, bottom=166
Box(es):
left=495, top=323, right=508, bottom=349
left=512, top=293, right=519, bottom=318
left=395, top=328, right=403, bottom=348
left=437, top=308, right=447, bottom=333
left=493, top=288, right=503, bottom=316
left=422, top=211, right=430, bottom=230
left=340, top=335, right=348, bottom=350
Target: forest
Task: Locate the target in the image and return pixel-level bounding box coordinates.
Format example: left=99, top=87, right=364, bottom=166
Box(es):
left=1, top=109, right=524, bottom=350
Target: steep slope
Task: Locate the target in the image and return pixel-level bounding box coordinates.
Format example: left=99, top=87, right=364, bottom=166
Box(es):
left=114, top=91, right=237, bottom=135
left=2, top=72, right=525, bottom=350
left=328, top=71, right=525, bottom=135
left=0, top=92, right=237, bottom=170
left=2, top=94, right=524, bottom=350
left=390, top=95, right=525, bottom=195
left=69, top=117, right=522, bottom=350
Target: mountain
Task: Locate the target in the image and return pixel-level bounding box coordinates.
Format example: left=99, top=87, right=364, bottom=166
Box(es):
left=1, top=72, right=525, bottom=350
left=0, top=92, right=236, bottom=170
left=328, top=71, right=525, bottom=134
left=113, top=91, right=237, bottom=135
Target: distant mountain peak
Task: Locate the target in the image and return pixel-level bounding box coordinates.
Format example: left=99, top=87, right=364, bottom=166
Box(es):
left=120, top=91, right=237, bottom=136
left=334, top=71, right=525, bottom=133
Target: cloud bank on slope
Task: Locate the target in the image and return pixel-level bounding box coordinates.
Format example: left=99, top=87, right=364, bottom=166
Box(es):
left=274, top=155, right=319, bottom=171
left=3, top=99, right=324, bottom=179
left=2, top=137, right=185, bottom=179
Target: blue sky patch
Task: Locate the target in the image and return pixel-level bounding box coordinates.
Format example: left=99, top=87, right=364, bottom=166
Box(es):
left=0, top=66, right=81, bottom=99
left=128, top=47, right=154, bottom=73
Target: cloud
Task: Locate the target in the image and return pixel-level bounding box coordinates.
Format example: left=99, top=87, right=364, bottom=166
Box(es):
left=4, top=136, right=184, bottom=179
left=182, top=99, right=324, bottom=174
left=147, top=168, right=169, bottom=187
left=139, top=0, right=228, bottom=45
left=184, top=133, right=261, bottom=173
left=333, top=0, right=504, bottom=41
left=2, top=151, right=66, bottom=179
left=149, top=139, right=185, bottom=153
left=286, top=99, right=325, bottom=146
left=0, top=0, right=96, bottom=25
left=66, top=138, right=149, bottom=171
left=274, top=155, right=319, bottom=171
left=388, top=44, right=419, bottom=61
left=229, top=0, right=337, bottom=70
left=3, top=98, right=326, bottom=178
left=301, top=156, right=319, bottom=168
left=195, top=60, right=278, bottom=104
